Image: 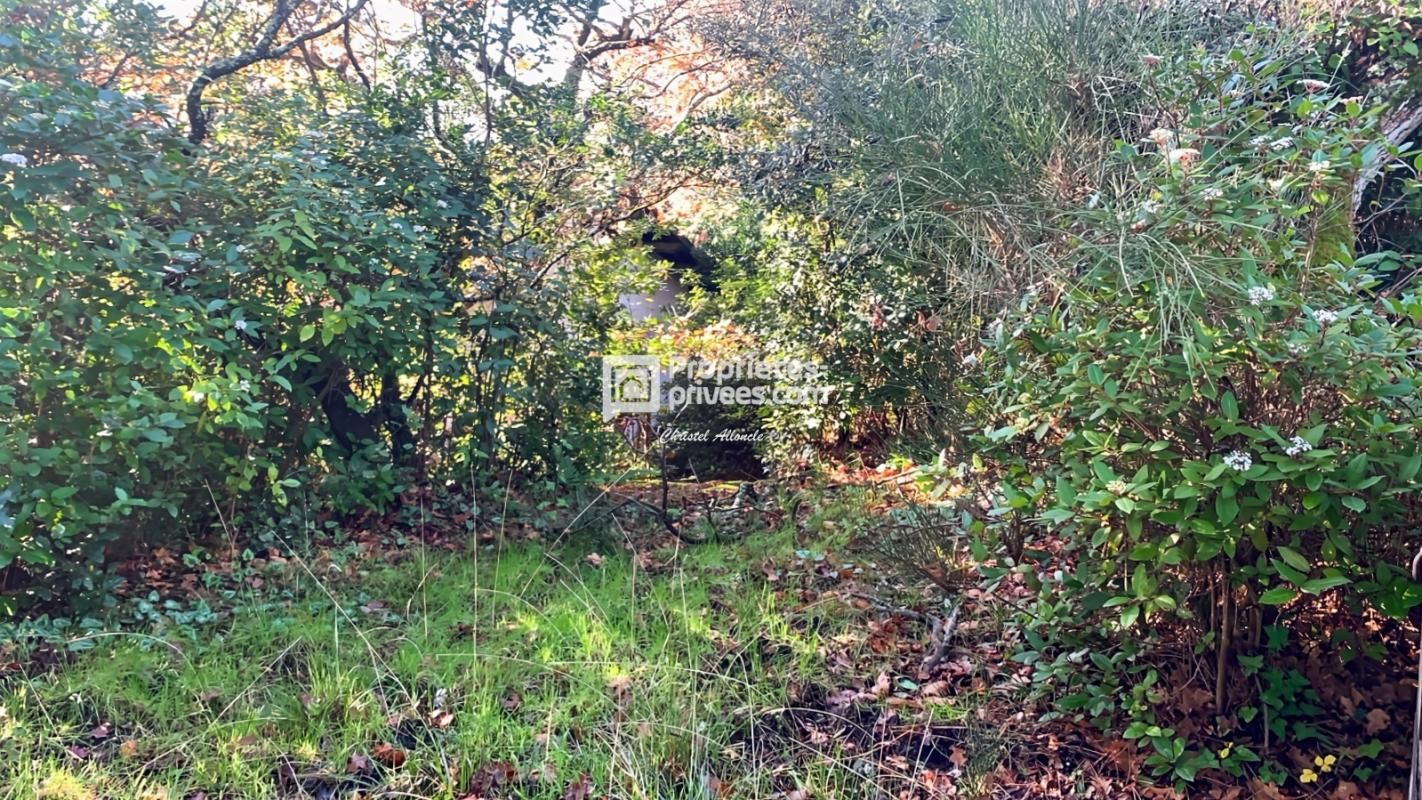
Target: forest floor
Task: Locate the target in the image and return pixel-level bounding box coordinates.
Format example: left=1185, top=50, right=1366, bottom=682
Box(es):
left=0, top=477, right=1415, bottom=799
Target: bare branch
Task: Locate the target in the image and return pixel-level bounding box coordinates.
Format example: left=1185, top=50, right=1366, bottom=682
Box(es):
left=186, top=0, right=372, bottom=144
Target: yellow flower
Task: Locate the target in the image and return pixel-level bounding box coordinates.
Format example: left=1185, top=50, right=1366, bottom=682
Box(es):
left=1315, top=754, right=1336, bottom=773
left=1299, top=768, right=1318, bottom=784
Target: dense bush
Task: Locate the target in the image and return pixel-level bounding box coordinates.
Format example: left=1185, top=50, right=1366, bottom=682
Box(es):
left=962, top=34, right=1422, bottom=786
left=703, top=0, right=1268, bottom=456
left=0, top=0, right=659, bottom=612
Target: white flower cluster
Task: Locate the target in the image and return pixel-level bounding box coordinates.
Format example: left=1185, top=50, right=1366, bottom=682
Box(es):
left=1247, top=285, right=1275, bottom=306
left=1201, top=187, right=1223, bottom=201
left=1270, top=137, right=1294, bottom=151
left=1307, top=160, right=1330, bottom=174
left=1223, top=450, right=1253, bottom=471
left=1284, top=436, right=1312, bottom=457
left=1107, top=480, right=1128, bottom=495
left=1313, top=309, right=1339, bottom=326
left=1249, top=135, right=1270, bottom=148
left=234, top=319, right=248, bottom=332
left=0, top=153, right=27, bottom=167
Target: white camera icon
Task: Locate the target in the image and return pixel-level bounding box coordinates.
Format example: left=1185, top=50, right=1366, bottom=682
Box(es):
left=602, top=355, right=661, bottom=420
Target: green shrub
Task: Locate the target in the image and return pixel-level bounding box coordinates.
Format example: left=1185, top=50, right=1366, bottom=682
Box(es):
left=964, top=40, right=1422, bottom=785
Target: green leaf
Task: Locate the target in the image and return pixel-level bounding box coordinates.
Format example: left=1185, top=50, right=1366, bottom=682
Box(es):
left=1301, top=576, right=1351, bottom=594
left=1259, top=587, right=1296, bottom=605
left=1277, top=546, right=1310, bottom=573
left=299, top=324, right=316, bottom=342
left=1215, top=493, right=1239, bottom=525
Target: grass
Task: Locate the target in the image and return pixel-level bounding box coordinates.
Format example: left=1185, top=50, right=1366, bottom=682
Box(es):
left=0, top=502, right=976, bottom=799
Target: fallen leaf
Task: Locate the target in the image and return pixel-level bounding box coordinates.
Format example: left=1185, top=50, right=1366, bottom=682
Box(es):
left=373, top=742, right=407, bottom=768
left=429, top=708, right=455, bottom=729
left=563, top=772, right=593, bottom=800
left=872, top=671, right=891, bottom=700
left=501, top=690, right=522, bottom=713
left=347, top=753, right=371, bottom=774
left=119, top=739, right=140, bottom=759
left=66, top=745, right=89, bottom=760
left=607, top=674, right=632, bottom=701
left=584, top=552, right=605, bottom=567
left=1365, top=707, right=1391, bottom=735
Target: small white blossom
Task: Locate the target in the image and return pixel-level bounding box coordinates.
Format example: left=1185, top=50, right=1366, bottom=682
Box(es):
left=0, top=153, right=27, bottom=167
left=1269, top=177, right=1287, bottom=193
left=190, top=391, right=206, bottom=403
left=961, top=353, right=979, bottom=368
left=233, top=319, right=248, bottom=332
left=1284, top=436, right=1312, bottom=457
left=412, top=224, right=427, bottom=233
left=1107, top=480, right=1128, bottom=495
left=1223, top=450, right=1253, bottom=471
left=238, top=379, right=252, bottom=392
left=436, top=199, right=449, bottom=209
left=1307, top=160, right=1330, bottom=173
left=1270, top=137, right=1294, bottom=151
left=97, top=427, right=113, bottom=438
left=1288, top=341, right=1306, bottom=355
left=1313, top=309, right=1339, bottom=326
left=1247, top=285, right=1275, bottom=306
left=1249, top=135, right=1270, bottom=148
left=1300, top=79, right=1330, bottom=93
left=1201, top=187, right=1224, bottom=201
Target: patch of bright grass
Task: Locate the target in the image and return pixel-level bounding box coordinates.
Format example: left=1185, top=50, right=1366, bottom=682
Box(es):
left=1, top=522, right=930, bottom=799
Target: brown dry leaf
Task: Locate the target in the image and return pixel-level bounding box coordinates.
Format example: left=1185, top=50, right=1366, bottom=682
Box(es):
left=501, top=690, right=523, bottom=714
left=607, top=674, right=632, bottom=702
left=920, top=680, right=950, bottom=697
left=1365, top=707, right=1391, bottom=734
left=429, top=708, right=455, bottom=729
left=871, top=671, right=891, bottom=700
left=584, top=552, right=605, bottom=567
left=563, top=772, right=593, bottom=800
left=1246, top=779, right=1287, bottom=800
left=118, top=739, right=140, bottom=760
left=346, top=753, right=371, bottom=774
left=372, top=742, right=408, bottom=768
left=1331, top=781, right=1364, bottom=800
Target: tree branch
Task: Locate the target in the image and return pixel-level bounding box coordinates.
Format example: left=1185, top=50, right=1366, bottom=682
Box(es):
left=186, top=0, right=371, bottom=144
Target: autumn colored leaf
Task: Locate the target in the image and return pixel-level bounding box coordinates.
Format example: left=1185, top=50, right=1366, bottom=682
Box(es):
left=563, top=772, right=593, bottom=800
left=372, top=742, right=407, bottom=768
